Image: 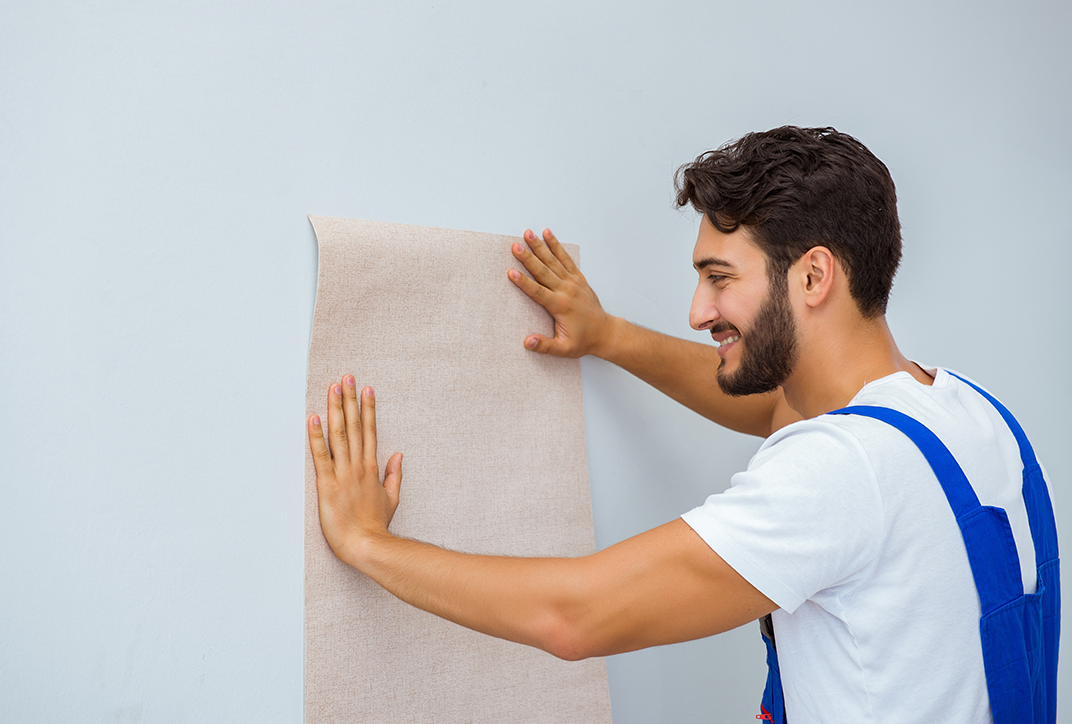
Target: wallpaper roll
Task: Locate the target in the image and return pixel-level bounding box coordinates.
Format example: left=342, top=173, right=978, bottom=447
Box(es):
left=304, top=217, right=612, bottom=723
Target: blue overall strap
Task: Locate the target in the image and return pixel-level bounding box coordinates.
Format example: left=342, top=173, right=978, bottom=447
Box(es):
left=946, top=372, right=1061, bottom=720
left=831, top=400, right=1059, bottom=724
left=758, top=616, right=785, bottom=722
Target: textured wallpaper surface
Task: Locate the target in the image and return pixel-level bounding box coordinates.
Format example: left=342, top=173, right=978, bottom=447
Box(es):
left=304, top=216, right=612, bottom=723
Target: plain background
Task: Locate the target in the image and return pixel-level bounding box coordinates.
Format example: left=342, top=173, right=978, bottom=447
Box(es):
left=1, top=1, right=1068, bottom=722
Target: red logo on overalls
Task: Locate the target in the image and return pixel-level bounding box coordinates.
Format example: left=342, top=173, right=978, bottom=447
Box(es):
left=756, top=704, right=774, bottom=721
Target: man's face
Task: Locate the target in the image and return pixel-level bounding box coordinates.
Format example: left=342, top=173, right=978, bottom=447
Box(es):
left=690, top=218, right=799, bottom=396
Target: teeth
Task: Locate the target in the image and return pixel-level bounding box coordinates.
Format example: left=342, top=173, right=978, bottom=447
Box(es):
left=714, top=335, right=740, bottom=348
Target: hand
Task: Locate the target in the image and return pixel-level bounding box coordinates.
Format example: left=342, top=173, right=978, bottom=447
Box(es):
left=508, top=228, right=615, bottom=358
left=308, top=376, right=403, bottom=568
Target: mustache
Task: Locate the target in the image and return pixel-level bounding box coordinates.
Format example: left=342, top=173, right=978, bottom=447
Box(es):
left=710, top=322, right=740, bottom=336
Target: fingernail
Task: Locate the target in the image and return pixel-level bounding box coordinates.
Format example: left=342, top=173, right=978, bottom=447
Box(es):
left=333, top=385, right=342, bottom=395
left=525, top=337, right=538, bottom=349
left=513, top=242, right=523, bottom=254
left=312, top=415, right=321, bottom=426
left=366, top=386, right=375, bottom=397
left=345, top=375, right=355, bottom=386
left=508, top=269, right=520, bottom=280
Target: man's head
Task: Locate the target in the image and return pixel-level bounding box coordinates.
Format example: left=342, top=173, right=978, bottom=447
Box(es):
left=676, top=126, right=902, bottom=319
left=690, top=218, right=801, bottom=396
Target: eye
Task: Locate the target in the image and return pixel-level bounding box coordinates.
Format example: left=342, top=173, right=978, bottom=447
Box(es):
left=708, top=274, right=727, bottom=284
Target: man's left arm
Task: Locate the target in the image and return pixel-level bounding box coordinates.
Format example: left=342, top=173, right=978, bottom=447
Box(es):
left=308, top=376, right=776, bottom=661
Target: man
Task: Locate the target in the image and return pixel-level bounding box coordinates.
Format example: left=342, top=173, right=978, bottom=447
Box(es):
left=307, top=127, right=1058, bottom=722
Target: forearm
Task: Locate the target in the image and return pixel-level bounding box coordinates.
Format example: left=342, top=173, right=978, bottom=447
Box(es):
left=344, top=521, right=775, bottom=662
left=348, top=532, right=590, bottom=659
left=595, top=316, right=792, bottom=436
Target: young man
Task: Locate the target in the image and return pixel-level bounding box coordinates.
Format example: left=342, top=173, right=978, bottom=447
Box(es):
left=308, top=127, right=1058, bottom=723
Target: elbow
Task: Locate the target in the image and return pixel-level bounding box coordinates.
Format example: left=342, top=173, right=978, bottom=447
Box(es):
left=533, top=606, right=605, bottom=662
left=540, top=622, right=597, bottom=662
left=524, top=557, right=615, bottom=662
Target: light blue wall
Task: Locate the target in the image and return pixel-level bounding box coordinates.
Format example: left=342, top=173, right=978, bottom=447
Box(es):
left=2, top=1, right=1069, bottom=721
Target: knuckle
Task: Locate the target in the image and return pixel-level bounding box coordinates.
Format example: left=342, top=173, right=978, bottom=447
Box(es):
left=523, top=250, right=546, bottom=266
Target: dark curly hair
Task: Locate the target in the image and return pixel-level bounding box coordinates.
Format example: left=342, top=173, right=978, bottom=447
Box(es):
left=675, top=126, right=901, bottom=317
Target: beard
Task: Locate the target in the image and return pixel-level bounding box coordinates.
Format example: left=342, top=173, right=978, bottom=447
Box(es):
left=715, top=280, right=799, bottom=397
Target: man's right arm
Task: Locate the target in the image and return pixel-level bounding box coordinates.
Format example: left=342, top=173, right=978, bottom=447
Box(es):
left=508, top=229, right=802, bottom=438
left=589, top=315, right=801, bottom=437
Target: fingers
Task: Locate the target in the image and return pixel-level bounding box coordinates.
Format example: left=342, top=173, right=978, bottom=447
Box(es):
left=308, top=414, right=334, bottom=476
left=327, top=377, right=377, bottom=468
left=310, top=378, right=403, bottom=542
left=541, top=228, right=579, bottom=275
left=511, top=240, right=558, bottom=290
left=508, top=228, right=572, bottom=301
left=318, top=379, right=381, bottom=458
left=512, top=228, right=570, bottom=288
left=523, top=228, right=569, bottom=276
left=327, top=381, right=348, bottom=463
left=508, top=266, right=554, bottom=307
left=511, top=227, right=581, bottom=290
left=342, top=375, right=361, bottom=461
left=360, top=386, right=378, bottom=467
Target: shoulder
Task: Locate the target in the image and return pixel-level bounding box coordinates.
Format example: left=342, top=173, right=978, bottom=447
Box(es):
left=754, top=413, right=886, bottom=479
left=842, top=366, right=1021, bottom=463
left=683, top=417, right=888, bottom=611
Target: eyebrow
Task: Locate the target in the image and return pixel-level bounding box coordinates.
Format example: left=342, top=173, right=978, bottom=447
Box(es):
left=693, top=256, right=736, bottom=271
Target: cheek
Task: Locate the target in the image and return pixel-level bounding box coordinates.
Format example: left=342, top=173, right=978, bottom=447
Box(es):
left=730, top=286, right=769, bottom=329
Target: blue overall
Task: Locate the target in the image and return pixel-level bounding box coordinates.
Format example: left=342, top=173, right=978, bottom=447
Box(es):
left=758, top=374, right=1060, bottom=723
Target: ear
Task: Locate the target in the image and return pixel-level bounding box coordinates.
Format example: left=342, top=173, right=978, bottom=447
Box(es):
left=794, top=246, right=836, bottom=308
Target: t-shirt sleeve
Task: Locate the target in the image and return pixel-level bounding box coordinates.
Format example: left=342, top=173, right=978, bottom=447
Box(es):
left=681, top=420, right=884, bottom=613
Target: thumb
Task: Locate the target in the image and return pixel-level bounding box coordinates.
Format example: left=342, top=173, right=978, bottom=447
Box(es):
left=524, top=334, right=571, bottom=357
left=384, top=452, right=403, bottom=502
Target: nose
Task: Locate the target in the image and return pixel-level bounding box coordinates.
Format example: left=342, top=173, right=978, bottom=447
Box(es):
left=689, top=282, right=718, bottom=331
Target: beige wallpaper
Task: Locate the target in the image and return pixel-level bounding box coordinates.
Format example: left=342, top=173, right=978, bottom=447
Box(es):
left=304, top=216, right=612, bottom=723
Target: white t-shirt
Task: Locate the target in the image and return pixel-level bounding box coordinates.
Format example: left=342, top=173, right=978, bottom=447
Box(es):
left=681, top=366, right=1048, bottom=723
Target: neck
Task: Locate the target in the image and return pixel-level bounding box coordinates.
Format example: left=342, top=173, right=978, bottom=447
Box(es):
left=781, top=315, right=931, bottom=419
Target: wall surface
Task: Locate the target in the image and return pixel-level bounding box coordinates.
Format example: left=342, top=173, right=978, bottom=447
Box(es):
left=2, top=1, right=1069, bottom=722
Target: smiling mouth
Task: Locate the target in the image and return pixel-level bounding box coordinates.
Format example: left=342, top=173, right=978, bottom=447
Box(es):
left=712, top=334, right=740, bottom=348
